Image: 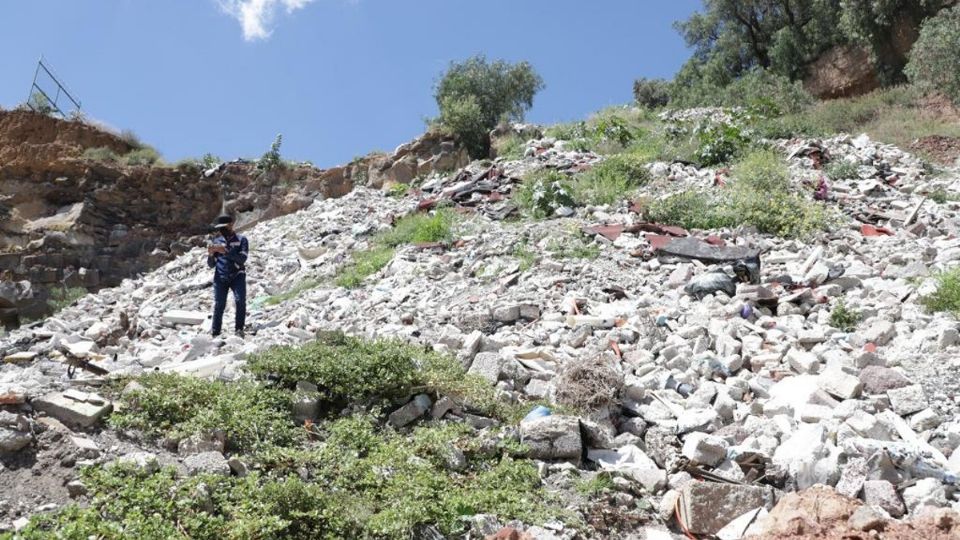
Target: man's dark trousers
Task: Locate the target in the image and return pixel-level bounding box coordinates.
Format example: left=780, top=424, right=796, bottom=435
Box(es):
left=212, top=274, right=246, bottom=336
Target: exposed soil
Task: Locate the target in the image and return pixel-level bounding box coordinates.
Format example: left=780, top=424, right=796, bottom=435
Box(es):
left=910, top=135, right=960, bottom=165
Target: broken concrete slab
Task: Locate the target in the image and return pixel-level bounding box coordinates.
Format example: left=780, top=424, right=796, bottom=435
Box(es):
left=388, top=394, right=432, bottom=428
left=520, top=415, right=582, bottom=461
left=677, top=482, right=777, bottom=535
left=32, top=391, right=112, bottom=428
left=161, top=310, right=207, bottom=326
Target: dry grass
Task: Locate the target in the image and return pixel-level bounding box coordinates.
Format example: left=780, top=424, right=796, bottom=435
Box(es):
left=554, top=357, right=623, bottom=412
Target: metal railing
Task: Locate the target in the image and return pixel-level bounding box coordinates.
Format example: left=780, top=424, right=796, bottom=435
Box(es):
left=26, top=56, right=82, bottom=118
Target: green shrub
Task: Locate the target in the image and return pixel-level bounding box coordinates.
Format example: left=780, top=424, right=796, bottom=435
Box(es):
left=435, top=55, right=544, bottom=158
left=258, top=134, right=283, bottom=172
left=829, top=298, right=862, bottom=332
left=647, top=149, right=832, bottom=238
left=571, top=153, right=651, bottom=206
left=646, top=190, right=733, bottom=231
left=47, top=286, right=87, bottom=312
left=906, top=5, right=960, bottom=104
left=82, top=146, right=119, bottom=162
left=825, top=160, right=861, bottom=181
left=922, top=267, right=960, bottom=317
left=514, top=169, right=576, bottom=219
left=929, top=187, right=960, bottom=204
left=109, top=373, right=299, bottom=452
left=377, top=208, right=456, bottom=247
left=695, top=121, right=750, bottom=166
left=670, top=69, right=814, bottom=115
left=731, top=149, right=790, bottom=192
left=122, top=147, right=162, bottom=166
left=386, top=182, right=411, bottom=198
left=633, top=77, right=671, bottom=109
left=334, top=246, right=395, bottom=288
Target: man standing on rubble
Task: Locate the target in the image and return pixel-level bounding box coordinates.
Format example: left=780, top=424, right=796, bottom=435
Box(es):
left=207, top=213, right=248, bottom=337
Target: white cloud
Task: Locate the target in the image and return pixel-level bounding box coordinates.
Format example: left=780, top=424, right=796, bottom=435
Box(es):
left=217, top=0, right=315, bottom=41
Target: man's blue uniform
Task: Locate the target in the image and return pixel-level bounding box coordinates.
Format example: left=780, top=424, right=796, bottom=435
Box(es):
left=207, top=231, right=248, bottom=336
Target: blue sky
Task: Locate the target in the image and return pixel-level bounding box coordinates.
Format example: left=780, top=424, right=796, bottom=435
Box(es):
left=0, top=1, right=701, bottom=168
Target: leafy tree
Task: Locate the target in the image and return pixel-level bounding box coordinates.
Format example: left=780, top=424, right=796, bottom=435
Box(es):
left=633, top=78, right=671, bottom=109
left=905, top=4, right=960, bottom=103
left=435, top=55, right=544, bottom=158
left=668, top=0, right=949, bottom=95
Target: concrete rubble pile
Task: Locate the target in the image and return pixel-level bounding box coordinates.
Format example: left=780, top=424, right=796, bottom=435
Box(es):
left=1, top=116, right=960, bottom=538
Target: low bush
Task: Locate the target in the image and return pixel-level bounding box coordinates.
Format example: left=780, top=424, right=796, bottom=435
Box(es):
left=16, top=430, right=560, bottom=540
left=258, top=134, right=283, bottom=172
left=554, top=357, right=623, bottom=412
left=109, top=373, right=299, bottom=453
left=514, top=169, right=576, bottom=219
left=647, top=149, right=832, bottom=238
left=921, top=267, right=960, bottom=317
left=247, top=332, right=506, bottom=417
left=695, top=121, right=750, bottom=166
left=122, top=147, right=161, bottom=166
left=571, top=153, right=651, bottom=206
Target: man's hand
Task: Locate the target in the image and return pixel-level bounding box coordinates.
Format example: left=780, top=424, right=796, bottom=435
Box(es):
left=207, top=245, right=226, bottom=255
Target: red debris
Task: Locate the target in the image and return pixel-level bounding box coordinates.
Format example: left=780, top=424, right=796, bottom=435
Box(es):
left=864, top=342, right=877, bottom=353
left=705, top=235, right=726, bottom=246
left=487, top=191, right=505, bottom=202
left=645, top=234, right=672, bottom=250
left=417, top=198, right=437, bottom=211
left=861, top=224, right=894, bottom=237
left=582, top=224, right=625, bottom=242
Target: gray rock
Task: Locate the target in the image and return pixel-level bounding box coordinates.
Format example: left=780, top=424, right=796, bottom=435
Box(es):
left=861, top=480, right=905, bottom=517
left=859, top=366, right=911, bottom=394
left=902, top=477, right=949, bottom=513
left=862, top=320, right=896, bottom=345
left=184, top=451, right=231, bottom=476
left=467, top=352, right=504, bottom=383
left=0, top=427, right=32, bottom=452
left=848, top=505, right=886, bottom=532
left=520, top=415, right=582, bottom=461
left=681, top=432, right=728, bottom=467
left=887, top=384, right=927, bottom=416
left=388, top=394, right=433, bottom=428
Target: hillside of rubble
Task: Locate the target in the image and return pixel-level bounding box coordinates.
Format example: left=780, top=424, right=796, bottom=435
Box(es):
left=2, top=91, right=960, bottom=539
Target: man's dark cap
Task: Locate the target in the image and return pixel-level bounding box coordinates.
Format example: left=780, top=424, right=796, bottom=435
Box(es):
left=212, top=213, right=234, bottom=229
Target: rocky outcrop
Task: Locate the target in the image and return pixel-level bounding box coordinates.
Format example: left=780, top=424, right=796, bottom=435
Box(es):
left=803, top=45, right=881, bottom=100
left=351, top=129, right=470, bottom=189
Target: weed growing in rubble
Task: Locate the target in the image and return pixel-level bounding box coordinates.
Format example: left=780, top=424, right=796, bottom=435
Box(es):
left=386, top=182, right=411, bottom=197
left=493, top=133, right=526, bottom=160
left=123, top=146, right=161, bottom=166
left=547, top=234, right=600, bottom=260
left=575, top=472, right=615, bottom=496
left=825, top=160, right=861, bottom=181
left=512, top=241, right=537, bottom=272
left=258, top=134, right=283, bottom=172
left=109, top=373, right=299, bottom=453
left=829, top=298, right=862, bottom=332
left=377, top=208, right=456, bottom=247
left=571, top=153, right=651, bottom=206
left=264, top=277, right=321, bottom=306
left=929, top=188, right=960, bottom=204
left=922, top=267, right=960, bottom=317
left=335, top=246, right=396, bottom=288
left=515, top=169, right=576, bottom=219
left=47, top=286, right=87, bottom=313
left=15, top=417, right=563, bottom=540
